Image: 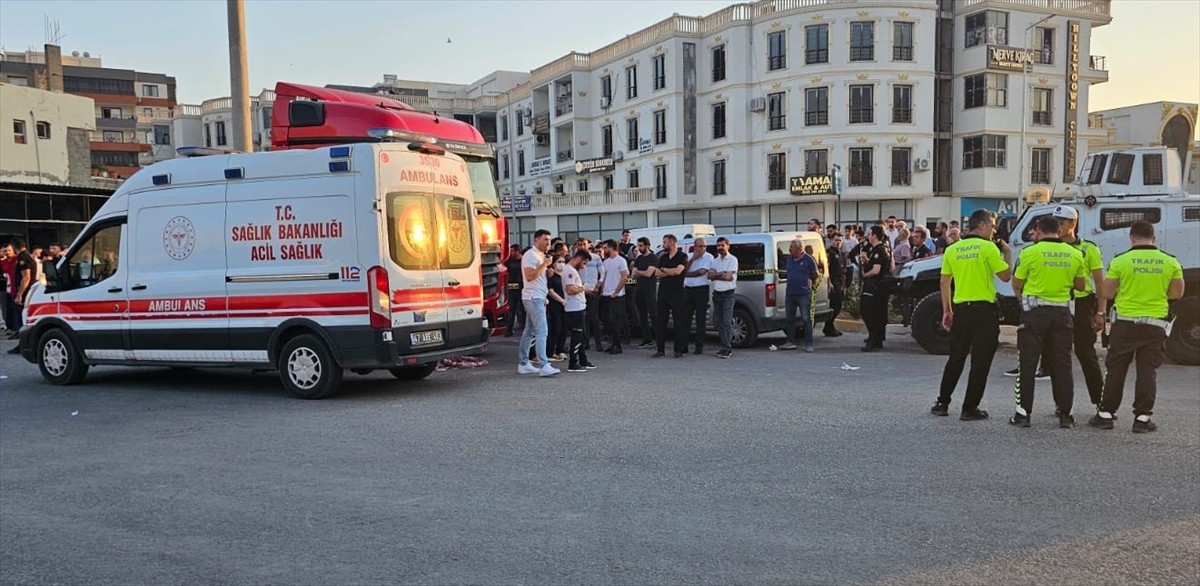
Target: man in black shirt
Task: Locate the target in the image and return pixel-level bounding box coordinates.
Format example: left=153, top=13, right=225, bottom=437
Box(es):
left=504, top=244, right=524, bottom=337
left=859, top=226, right=893, bottom=352
left=7, top=238, right=35, bottom=350
left=652, top=234, right=689, bottom=358
left=823, top=234, right=846, bottom=337
left=631, top=237, right=658, bottom=348
left=618, top=230, right=634, bottom=258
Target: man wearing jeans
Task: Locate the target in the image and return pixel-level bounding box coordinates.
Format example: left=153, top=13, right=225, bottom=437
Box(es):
left=708, top=237, right=738, bottom=358
left=783, top=239, right=818, bottom=353
left=517, top=229, right=560, bottom=377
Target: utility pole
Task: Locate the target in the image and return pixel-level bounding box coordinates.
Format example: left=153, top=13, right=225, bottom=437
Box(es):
left=227, top=0, right=251, bottom=152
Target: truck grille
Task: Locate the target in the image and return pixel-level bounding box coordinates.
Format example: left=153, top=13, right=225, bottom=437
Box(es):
left=481, top=246, right=502, bottom=299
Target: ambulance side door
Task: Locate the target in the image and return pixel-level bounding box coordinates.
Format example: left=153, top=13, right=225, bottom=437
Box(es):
left=53, top=217, right=130, bottom=360
left=434, top=163, right=485, bottom=348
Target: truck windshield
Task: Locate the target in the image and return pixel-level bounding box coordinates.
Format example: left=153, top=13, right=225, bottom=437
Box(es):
left=461, top=156, right=501, bottom=217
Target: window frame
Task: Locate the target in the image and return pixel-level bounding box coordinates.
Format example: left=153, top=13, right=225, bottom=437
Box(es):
left=850, top=21, right=876, bottom=62
left=1100, top=207, right=1162, bottom=230
left=805, top=87, right=829, bottom=126
left=1032, top=87, right=1053, bottom=126
left=626, top=117, right=639, bottom=151
left=1031, top=147, right=1052, bottom=184
left=713, top=159, right=727, bottom=196
left=767, top=91, right=787, bottom=131
left=654, top=164, right=668, bottom=199
left=805, top=24, right=829, bottom=64
left=768, top=31, right=787, bottom=70
left=767, top=152, right=787, bottom=191
left=653, top=109, right=667, bottom=145
left=849, top=84, right=874, bottom=124
left=215, top=121, right=228, bottom=147
left=712, top=102, right=727, bottom=139
left=712, top=45, right=727, bottom=82
left=849, top=147, right=874, bottom=186
left=602, top=125, right=613, bottom=156
left=12, top=119, right=27, bottom=144
left=892, top=84, right=913, bottom=124
left=891, top=147, right=912, bottom=186
left=893, top=21, right=914, bottom=61
left=1107, top=153, right=1135, bottom=185
left=653, top=54, right=666, bottom=90
left=626, top=65, right=638, bottom=100
left=56, top=219, right=126, bottom=292
left=628, top=168, right=640, bottom=189
left=805, top=149, right=829, bottom=176
left=35, top=120, right=51, bottom=140
left=1143, top=153, right=1164, bottom=186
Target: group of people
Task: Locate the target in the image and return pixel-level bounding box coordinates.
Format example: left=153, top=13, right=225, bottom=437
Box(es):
left=1, top=238, right=63, bottom=353
left=933, top=208, right=1183, bottom=433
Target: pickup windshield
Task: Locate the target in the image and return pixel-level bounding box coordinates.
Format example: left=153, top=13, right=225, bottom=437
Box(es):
left=462, top=156, right=501, bottom=216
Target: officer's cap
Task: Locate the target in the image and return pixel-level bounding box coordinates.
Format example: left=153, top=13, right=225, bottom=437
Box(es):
left=1052, top=205, right=1078, bottom=220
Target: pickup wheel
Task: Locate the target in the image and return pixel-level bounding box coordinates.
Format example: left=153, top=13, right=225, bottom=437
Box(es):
left=731, top=307, right=758, bottom=349
left=278, top=334, right=343, bottom=399
left=37, top=329, right=89, bottom=385
left=1165, top=297, right=1200, bottom=366
left=389, top=364, right=437, bottom=381
left=911, top=292, right=951, bottom=355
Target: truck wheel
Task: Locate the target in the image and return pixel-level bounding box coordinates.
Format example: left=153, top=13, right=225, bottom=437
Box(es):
left=1165, top=297, right=1200, bottom=366
left=37, top=329, right=89, bottom=385
left=731, top=308, right=758, bottom=349
left=389, top=364, right=437, bottom=381
left=911, top=292, right=950, bottom=355
left=278, top=334, right=343, bottom=399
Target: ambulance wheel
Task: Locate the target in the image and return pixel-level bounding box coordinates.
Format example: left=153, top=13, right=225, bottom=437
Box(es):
left=278, top=334, right=343, bottom=399
left=389, top=363, right=437, bottom=381
left=37, top=329, right=89, bottom=386
left=1165, top=296, right=1200, bottom=366
left=911, top=292, right=950, bottom=355
left=731, top=308, right=758, bottom=349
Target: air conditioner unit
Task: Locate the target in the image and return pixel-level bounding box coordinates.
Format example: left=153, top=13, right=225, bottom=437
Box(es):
left=915, top=158, right=931, bottom=171
left=523, top=116, right=532, bottom=127
left=613, top=151, right=625, bottom=161
left=535, top=135, right=549, bottom=145
left=749, top=97, right=767, bottom=112
left=600, top=96, right=611, bottom=109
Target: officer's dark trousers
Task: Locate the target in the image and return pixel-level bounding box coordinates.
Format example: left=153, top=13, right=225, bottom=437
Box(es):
left=1015, top=306, right=1074, bottom=414
left=860, top=289, right=890, bottom=347
left=655, top=288, right=688, bottom=354
left=938, top=302, right=1000, bottom=411
left=605, top=295, right=627, bottom=350
left=1099, top=321, right=1166, bottom=417
left=585, top=293, right=603, bottom=348
left=824, top=285, right=844, bottom=334
left=1039, top=293, right=1104, bottom=405
left=635, top=281, right=656, bottom=344
left=685, top=286, right=710, bottom=352
left=566, top=310, right=589, bottom=368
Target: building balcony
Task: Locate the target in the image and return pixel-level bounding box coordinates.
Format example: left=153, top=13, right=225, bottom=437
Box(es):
left=555, top=97, right=574, bottom=117
left=90, top=140, right=153, bottom=154
left=532, top=188, right=654, bottom=210
left=532, top=112, right=551, bottom=135
left=957, top=0, right=1112, bottom=22
left=1085, top=55, right=1109, bottom=83
left=95, top=116, right=137, bottom=130
left=136, top=112, right=172, bottom=124
left=555, top=149, right=573, bottom=163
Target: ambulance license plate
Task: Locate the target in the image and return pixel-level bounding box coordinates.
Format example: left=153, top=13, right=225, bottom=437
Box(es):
left=410, top=330, right=443, bottom=347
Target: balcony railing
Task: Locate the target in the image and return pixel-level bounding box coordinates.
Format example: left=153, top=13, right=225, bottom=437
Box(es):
left=1090, top=55, right=1107, bottom=71
left=532, top=188, right=654, bottom=209
left=95, top=116, right=137, bottom=130
left=957, top=0, right=1111, bottom=17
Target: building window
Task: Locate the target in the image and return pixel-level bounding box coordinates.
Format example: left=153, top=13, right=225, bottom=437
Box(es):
left=500, top=116, right=508, bottom=141
left=1031, top=148, right=1052, bottom=184
left=654, top=164, right=668, bottom=199
left=1032, top=88, right=1053, bottom=126
left=101, top=107, right=122, bottom=119
left=805, top=149, right=828, bottom=176
left=628, top=168, right=640, bottom=188
left=768, top=152, right=787, bottom=190
left=891, top=147, right=912, bottom=186
left=555, top=183, right=565, bottom=194
left=712, top=45, right=726, bottom=82
left=768, top=31, right=787, bottom=70
left=518, top=150, right=526, bottom=176
left=850, top=22, right=875, bottom=61
left=35, top=121, right=51, bottom=140
left=653, top=109, right=667, bottom=144
left=602, top=125, right=613, bottom=156
left=965, top=10, right=1009, bottom=48
left=142, top=84, right=159, bottom=97
left=203, top=124, right=211, bottom=147
left=892, top=85, right=913, bottom=124
left=1143, top=153, right=1164, bottom=185
left=850, top=148, right=874, bottom=186
left=577, top=179, right=590, bottom=192
left=1034, top=27, right=1054, bottom=64
left=12, top=119, right=26, bottom=144
left=805, top=87, right=828, bottom=126
left=893, top=22, right=914, bottom=61
left=713, top=160, right=727, bottom=196
left=712, top=102, right=726, bottom=139
left=964, top=73, right=1007, bottom=109
left=626, top=66, right=638, bottom=99
left=501, top=154, right=510, bottom=179
left=153, top=124, right=170, bottom=145
left=626, top=117, right=639, bottom=151
left=849, top=85, right=874, bottom=124
left=653, top=54, right=666, bottom=90
left=601, top=76, right=612, bottom=102
left=963, top=134, right=1007, bottom=169
left=215, top=121, right=228, bottom=146
left=603, top=174, right=614, bottom=191
left=767, top=92, right=786, bottom=131
left=516, top=112, right=525, bottom=137
left=805, top=24, right=828, bottom=64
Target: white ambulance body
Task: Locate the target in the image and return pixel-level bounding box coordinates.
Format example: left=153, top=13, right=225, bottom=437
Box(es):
left=19, top=143, right=489, bottom=398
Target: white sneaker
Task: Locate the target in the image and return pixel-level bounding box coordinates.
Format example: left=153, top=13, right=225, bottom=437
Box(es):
left=538, top=364, right=560, bottom=377
left=517, top=363, right=539, bottom=375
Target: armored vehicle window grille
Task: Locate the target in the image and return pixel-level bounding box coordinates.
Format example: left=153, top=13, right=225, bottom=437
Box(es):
left=1142, top=153, right=1164, bottom=185
left=1086, top=154, right=1108, bottom=185
left=1107, top=153, right=1135, bottom=185
left=1182, top=207, right=1200, bottom=222
left=1100, top=208, right=1161, bottom=230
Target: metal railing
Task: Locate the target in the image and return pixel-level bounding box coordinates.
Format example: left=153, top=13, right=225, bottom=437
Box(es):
left=958, top=0, right=1111, bottom=16
left=1090, top=55, right=1107, bottom=71
left=532, top=188, right=654, bottom=209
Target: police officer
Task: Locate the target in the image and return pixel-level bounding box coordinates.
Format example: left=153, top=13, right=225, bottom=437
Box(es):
left=1010, top=215, right=1088, bottom=428
left=858, top=226, right=892, bottom=352
left=931, top=209, right=1012, bottom=420
left=1090, top=221, right=1185, bottom=433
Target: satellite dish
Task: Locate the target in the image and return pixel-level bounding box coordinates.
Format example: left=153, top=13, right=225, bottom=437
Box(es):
left=71, top=51, right=80, bottom=57
left=82, top=51, right=90, bottom=57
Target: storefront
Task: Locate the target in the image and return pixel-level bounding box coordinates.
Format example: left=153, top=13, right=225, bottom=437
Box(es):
left=959, top=197, right=1020, bottom=221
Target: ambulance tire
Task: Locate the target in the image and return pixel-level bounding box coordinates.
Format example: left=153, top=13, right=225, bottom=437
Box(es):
left=37, top=328, right=89, bottom=386
left=1165, top=296, right=1199, bottom=366
left=278, top=334, right=343, bottom=399
left=389, top=363, right=437, bottom=381
left=911, top=292, right=951, bottom=355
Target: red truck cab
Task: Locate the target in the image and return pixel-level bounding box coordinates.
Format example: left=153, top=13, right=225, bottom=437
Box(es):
left=270, top=82, right=509, bottom=335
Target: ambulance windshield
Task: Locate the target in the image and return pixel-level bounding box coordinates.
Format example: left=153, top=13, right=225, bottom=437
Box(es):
left=461, top=156, right=501, bottom=217
left=385, top=192, right=477, bottom=271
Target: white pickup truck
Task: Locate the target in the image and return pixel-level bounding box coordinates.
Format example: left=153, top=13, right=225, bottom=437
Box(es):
left=895, top=146, right=1199, bottom=365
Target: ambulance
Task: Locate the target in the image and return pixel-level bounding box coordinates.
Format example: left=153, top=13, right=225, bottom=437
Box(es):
left=18, top=142, right=489, bottom=398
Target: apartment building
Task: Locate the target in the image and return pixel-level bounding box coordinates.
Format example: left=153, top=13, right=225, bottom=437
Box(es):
left=173, top=89, right=276, bottom=152
left=0, top=47, right=178, bottom=180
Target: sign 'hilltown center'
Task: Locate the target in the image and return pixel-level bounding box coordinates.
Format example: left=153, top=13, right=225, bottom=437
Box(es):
left=1064, top=20, right=1081, bottom=182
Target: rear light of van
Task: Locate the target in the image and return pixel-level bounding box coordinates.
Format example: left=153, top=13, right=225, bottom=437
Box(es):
left=367, top=266, right=391, bottom=329
left=765, top=283, right=777, bottom=308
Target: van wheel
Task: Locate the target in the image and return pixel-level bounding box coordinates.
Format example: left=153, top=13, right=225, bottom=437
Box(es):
left=389, top=364, right=437, bottom=381
left=911, top=292, right=950, bottom=355
left=278, top=334, right=343, bottom=399
left=1165, top=297, right=1200, bottom=366
left=37, top=329, right=89, bottom=385
left=731, top=308, right=758, bottom=349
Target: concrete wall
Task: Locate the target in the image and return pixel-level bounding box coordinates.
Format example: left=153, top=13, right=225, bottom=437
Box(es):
left=0, top=83, right=95, bottom=185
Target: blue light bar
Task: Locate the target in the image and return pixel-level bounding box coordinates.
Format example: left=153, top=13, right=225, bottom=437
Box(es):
left=225, top=168, right=244, bottom=180
left=152, top=174, right=171, bottom=186
left=329, top=161, right=351, bottom=173
left=329, top=146, right=351, bottom=158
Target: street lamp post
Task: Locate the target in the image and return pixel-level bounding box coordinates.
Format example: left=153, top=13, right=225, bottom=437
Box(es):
left=1017, top=13, right=1057, bottom=210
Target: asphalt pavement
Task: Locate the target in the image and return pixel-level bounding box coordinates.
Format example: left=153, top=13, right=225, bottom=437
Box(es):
left=1, top=327, right=1197, bottom=585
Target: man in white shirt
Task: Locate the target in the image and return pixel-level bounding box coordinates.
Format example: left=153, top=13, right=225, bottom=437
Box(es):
left=597, top=239, right=630, bottom=354
left=682, top=237, right=715, bottom=355
left=580, top=239, right=604, bottom=350
left=561, top=249, right=596, bottom=373
left=708, top=237, right=739, bottom=358
left=518, top=229, right=559, bottom=377
left=885, top=216, right=900, bottom=246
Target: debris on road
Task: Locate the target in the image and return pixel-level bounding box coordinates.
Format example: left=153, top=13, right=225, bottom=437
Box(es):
left=436, top=356, right=489, bottom=372
left=841, top=363, right=860, bottom=371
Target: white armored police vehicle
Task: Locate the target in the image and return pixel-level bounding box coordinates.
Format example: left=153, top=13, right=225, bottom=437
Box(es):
left=896, top=147, right=1199, bottom=365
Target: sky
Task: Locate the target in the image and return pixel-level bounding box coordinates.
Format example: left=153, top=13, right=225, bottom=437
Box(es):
left=0, top=0, right=1197, bottom=112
